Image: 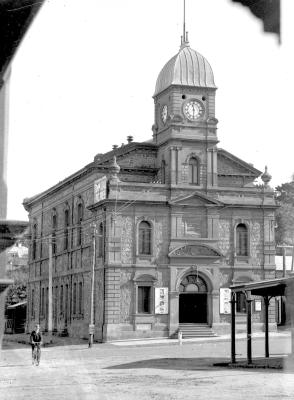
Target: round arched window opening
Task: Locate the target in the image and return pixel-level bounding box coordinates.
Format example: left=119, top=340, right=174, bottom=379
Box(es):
left=179, top=274, right=207, bottom=293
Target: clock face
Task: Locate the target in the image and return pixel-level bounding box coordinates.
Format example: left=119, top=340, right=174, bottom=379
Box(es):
left=161, top=105, right=168, bottom=124
left=184, top=100, right=204, bottom=121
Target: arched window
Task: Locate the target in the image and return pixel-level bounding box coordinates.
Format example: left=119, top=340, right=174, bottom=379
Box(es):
left=98, top=222, right=104, bottom=257
left=188, top=157, right=199, bottom=185
left=236, top=223, right=249, bottom=256
left=179, top=275, right=207, bottom=293
left=64, top=207, right=70, bottom=250
left=32, top=223, right=37, bottom=260
left=77, top=202, right=83, bottom=246
left=139, top=221, right=152, bottom=255
left=52, top=211, right=57, bottom=255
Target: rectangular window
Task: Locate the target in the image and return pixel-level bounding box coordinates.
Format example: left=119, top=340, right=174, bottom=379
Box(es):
left=46, top=287, right=48, bottom=318
left=31, top=289, right=35, bottom=318
left=64, top=229, right=69, bottom=250
left=54, top=286, right=58, bottom=321
left=236, top=292, right=247, bottom=313
left=41, top=287, right=45, bottom=316
left=73, top=283, right=77, bottom=315
left=65, top=284, right=69, bottom=319
left=60, top=285, right=63, bottom=314
left=52, top=233, right=56, bottom=255
left=78, top=282, right=83, bottom=314
left=138, top=286, right=151, bottom=314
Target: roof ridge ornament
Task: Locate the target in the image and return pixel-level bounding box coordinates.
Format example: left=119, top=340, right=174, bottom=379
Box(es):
left=180, top=0, right=190, bottom=48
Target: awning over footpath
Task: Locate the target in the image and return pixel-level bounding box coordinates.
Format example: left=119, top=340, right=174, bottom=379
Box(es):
left=231, top=277, right=290, bottom=297
left=230, top=276, right=294, bottom=365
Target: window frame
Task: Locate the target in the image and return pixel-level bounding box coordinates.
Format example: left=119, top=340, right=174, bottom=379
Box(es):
left=236, top=291, right=247, bottom=314
left=64, top=206, right=70, bottom=251
left=32, top=222, right=37, bottom=260
left=52, top=210, right=57, bottom=255
left=235, top=222, right=250, bottom=260
left=138, top=220, right=152, bottom=256
left=137, top=286, right=152, bottom=314
left=76, top=201, right=83, bottom=247
left=134, top=274, right=157, bottom=316
left=78, top=281, right=83, bottom=315
left=188, top=156, right=200, bottom=185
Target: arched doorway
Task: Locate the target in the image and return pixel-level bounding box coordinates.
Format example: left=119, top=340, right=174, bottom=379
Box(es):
left=179, top=274, right=208, bottom=323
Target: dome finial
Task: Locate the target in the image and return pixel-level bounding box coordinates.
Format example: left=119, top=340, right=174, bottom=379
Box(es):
left=261, top=165, right=272, bottom=187
left=180, top=0, right=189, bottom=48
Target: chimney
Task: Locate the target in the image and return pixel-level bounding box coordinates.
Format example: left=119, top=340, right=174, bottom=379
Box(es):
left=127, top=135, right=133, bottom=144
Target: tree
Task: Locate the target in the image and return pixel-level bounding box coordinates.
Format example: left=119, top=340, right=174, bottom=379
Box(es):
left=275, top=180, right=294, bottom=245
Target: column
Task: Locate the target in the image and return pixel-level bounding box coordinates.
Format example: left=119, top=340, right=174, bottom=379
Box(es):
left=264, top=296, right=270, bottom=358
left=246, top=297, right=253, bottom=364
left=169, top=290, right=179, bottom=337
left=212, top=148, right=218, bottom=186
left=230, top=292, right=236, bottom=364
left=170, top=147, right=177, bottom=185
left=206, top=149, right=212, bottom=186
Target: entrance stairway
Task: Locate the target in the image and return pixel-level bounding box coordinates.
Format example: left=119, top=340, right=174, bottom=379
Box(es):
left=178, top=323, right=217, bottom=338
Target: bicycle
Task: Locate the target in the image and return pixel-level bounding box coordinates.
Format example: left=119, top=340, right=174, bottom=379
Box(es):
left=31, top=341, right=42, bottom=366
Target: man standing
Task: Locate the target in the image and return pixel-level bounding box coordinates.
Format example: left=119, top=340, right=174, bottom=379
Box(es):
left=30, top=324, right=42, bottom=366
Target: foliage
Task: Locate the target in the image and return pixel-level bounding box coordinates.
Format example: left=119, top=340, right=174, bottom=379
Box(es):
left=5, top=265, right=28, bottom=307
left=275, top=181, right=294, bottom=245
left=5, top=283, right=27, bottom=306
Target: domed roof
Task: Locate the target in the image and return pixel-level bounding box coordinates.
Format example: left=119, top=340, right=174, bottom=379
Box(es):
left=154, top=43, right=216, bottom=96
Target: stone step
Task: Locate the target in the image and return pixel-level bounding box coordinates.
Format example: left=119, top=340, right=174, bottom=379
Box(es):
left=178, top=324, right=217, bottom=338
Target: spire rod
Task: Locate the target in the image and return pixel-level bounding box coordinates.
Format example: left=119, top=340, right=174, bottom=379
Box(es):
left=183, top=0, right=186, bottom=43
left=181, top=0, right=189, bottom=47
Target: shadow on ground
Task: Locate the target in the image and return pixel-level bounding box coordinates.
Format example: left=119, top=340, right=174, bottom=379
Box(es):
left=2, top=334, right=88, bottom=348
left=106, top=357, right=289, bottom=373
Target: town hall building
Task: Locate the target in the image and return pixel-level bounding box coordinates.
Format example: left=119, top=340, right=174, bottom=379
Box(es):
left=23, top=30, right=278, bottom=341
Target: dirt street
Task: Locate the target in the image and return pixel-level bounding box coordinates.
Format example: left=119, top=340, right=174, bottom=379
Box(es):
left=0, top=335, right=293, bottom=400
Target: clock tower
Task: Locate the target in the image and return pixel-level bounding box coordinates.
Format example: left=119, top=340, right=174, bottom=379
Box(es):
left=153, top=32, right=219, bottom=187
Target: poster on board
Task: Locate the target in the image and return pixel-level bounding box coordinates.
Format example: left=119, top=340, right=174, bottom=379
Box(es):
left=94, top=176, right=107, bottom=203
left=155, top=287, right=168, bottom=314
left=220, top=288, right=231, bottom=314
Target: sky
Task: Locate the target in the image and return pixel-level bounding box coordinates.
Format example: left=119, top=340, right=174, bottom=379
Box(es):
left=6, top=0, right=294, bottom=221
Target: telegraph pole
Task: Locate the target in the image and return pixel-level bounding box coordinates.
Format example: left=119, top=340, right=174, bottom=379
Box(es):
left=48, top=234, right=53, bottom=334
left=89, top=223, right=96, bottom=347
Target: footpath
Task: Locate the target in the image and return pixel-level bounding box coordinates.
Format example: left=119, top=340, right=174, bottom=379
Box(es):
left=3, top=329, right=291, bottom=347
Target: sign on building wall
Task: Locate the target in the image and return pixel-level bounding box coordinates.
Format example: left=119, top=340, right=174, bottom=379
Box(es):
left=94, top=176, right=107, bottom=203
left=219, top=288, right=231, bottom=314
left=255, top=299, right=262, bottom=312
left=155, top=287, right=168, bottom=314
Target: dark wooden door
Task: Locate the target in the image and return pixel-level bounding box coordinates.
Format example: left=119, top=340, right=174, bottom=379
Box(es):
left=179, top=293, right=207, bottom=323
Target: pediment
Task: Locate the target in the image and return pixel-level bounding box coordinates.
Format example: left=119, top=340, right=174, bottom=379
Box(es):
left=169, top=191, right=223, bottom=207
left=169, top=244, right=223, bottom=258
left=218, top=149, right=261, bottom=177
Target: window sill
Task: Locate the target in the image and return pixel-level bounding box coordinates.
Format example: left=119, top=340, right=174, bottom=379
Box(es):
left=235, top=256, right=250, bottom=264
